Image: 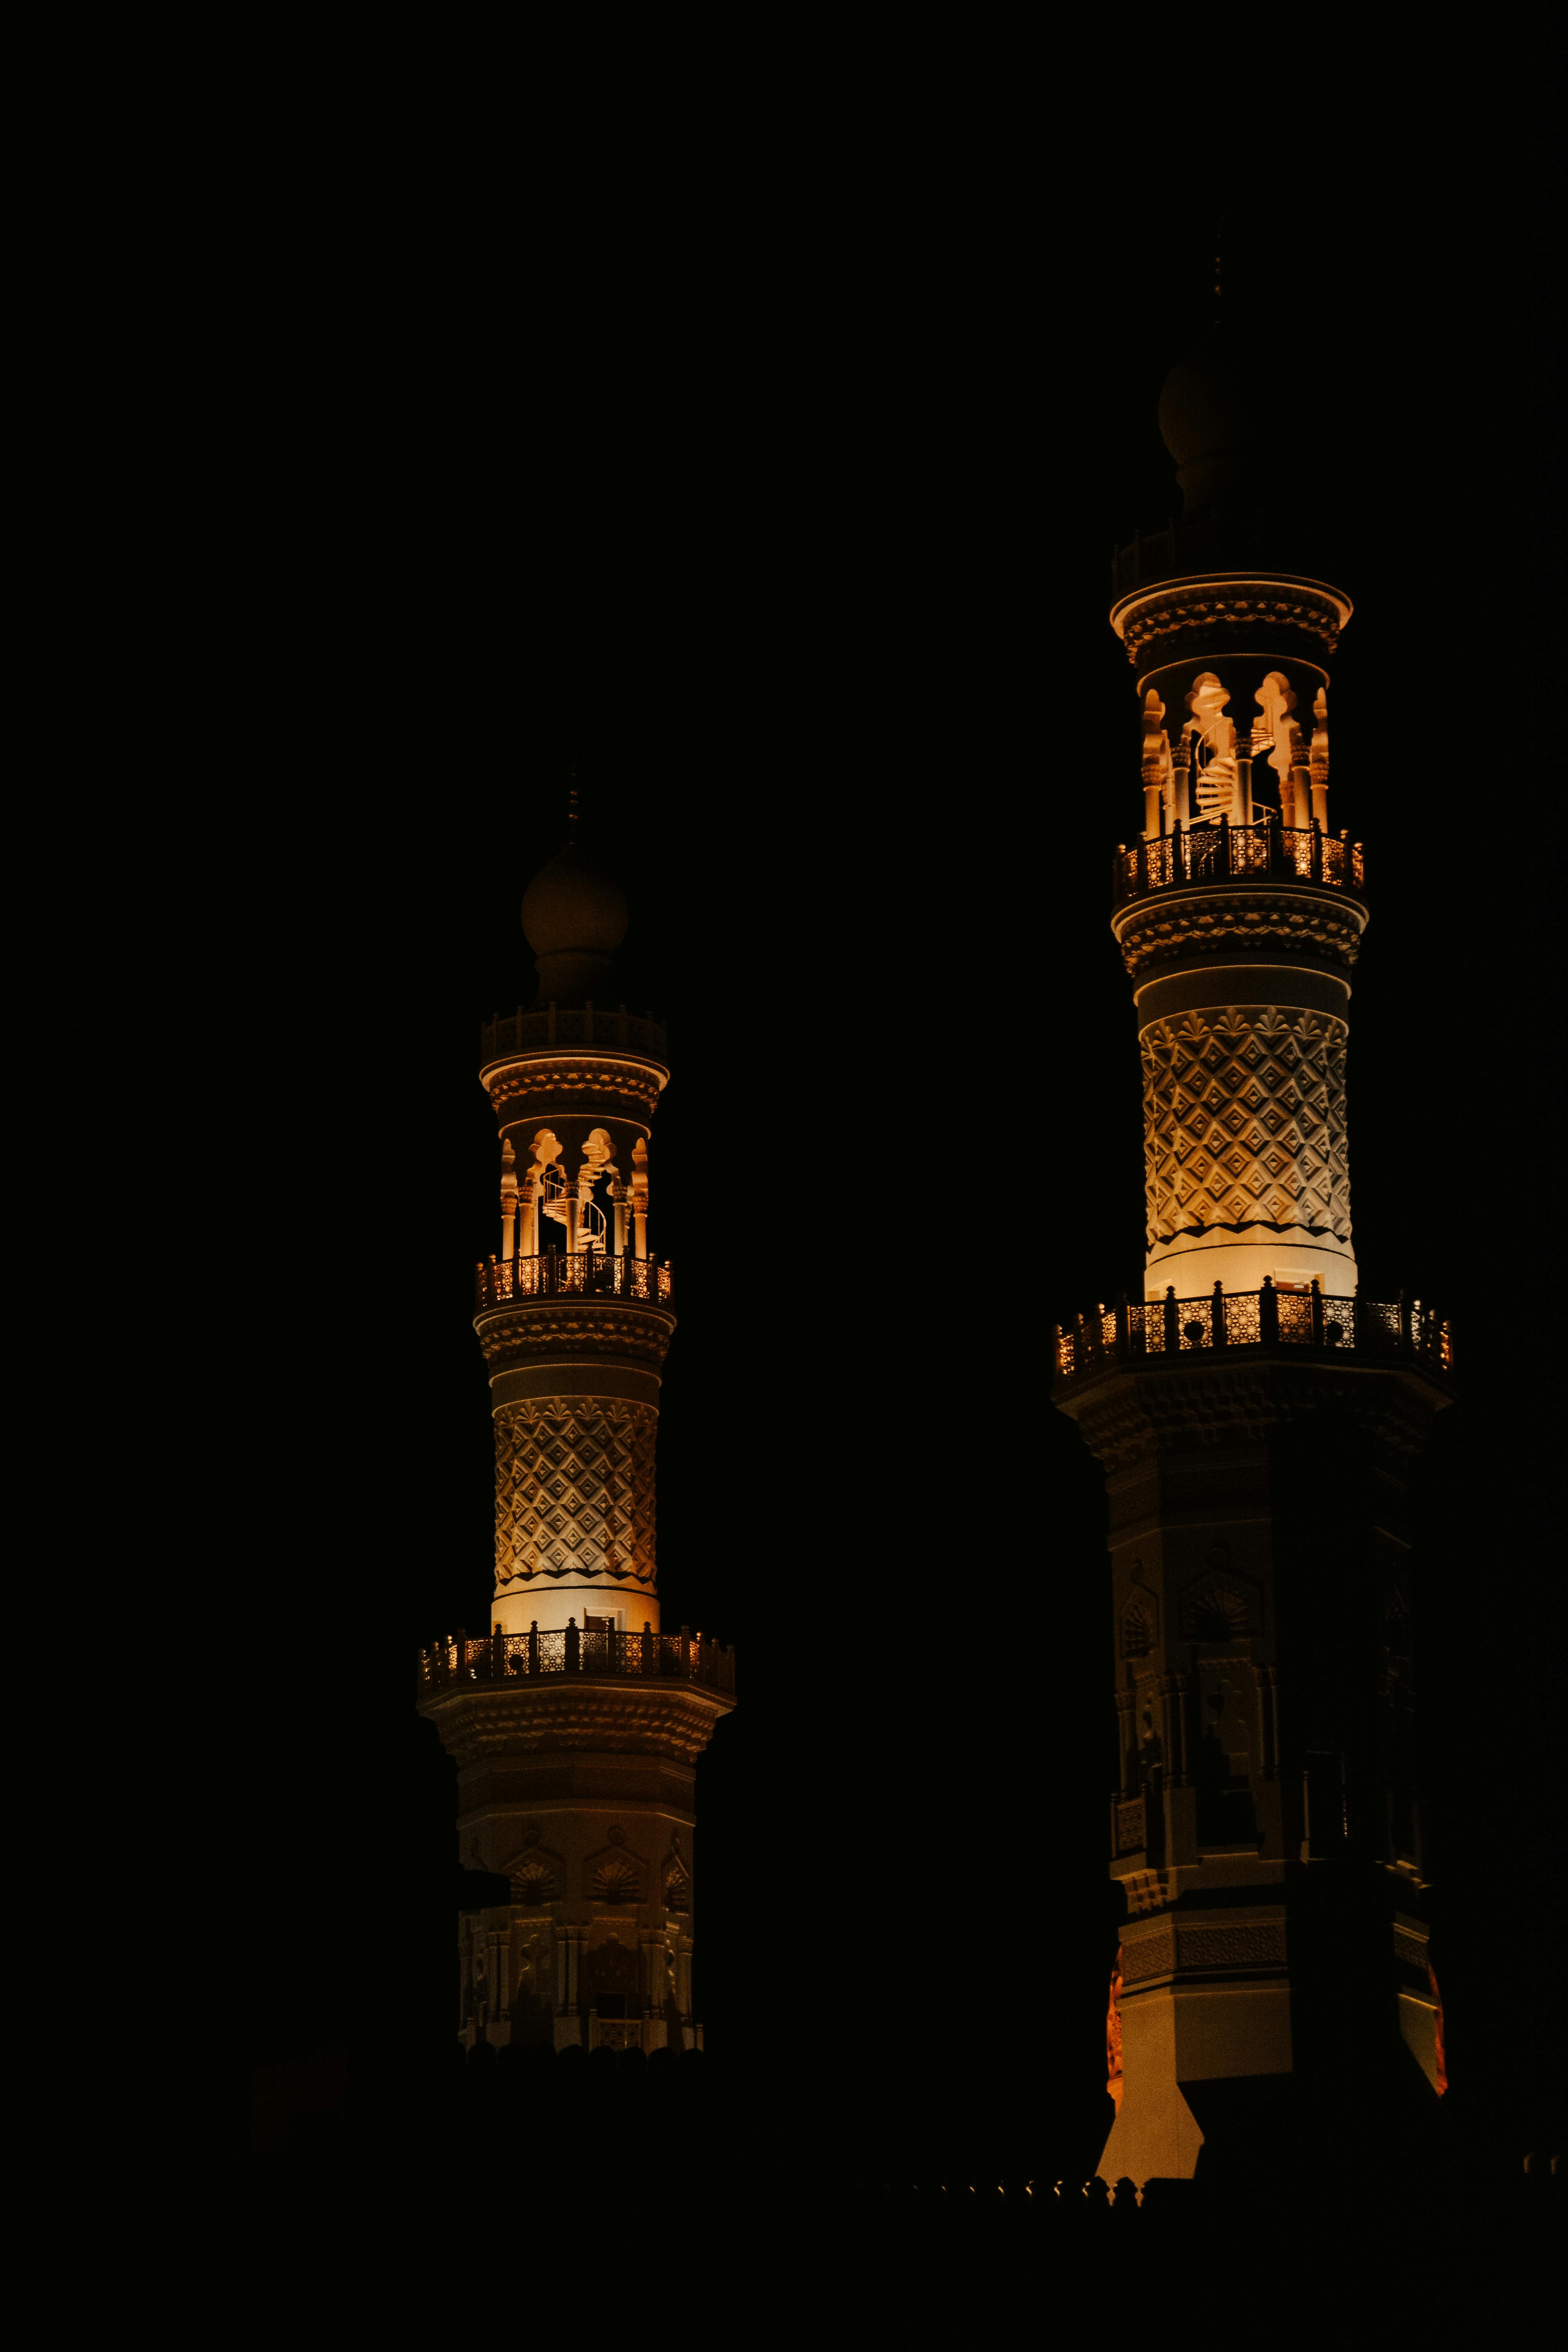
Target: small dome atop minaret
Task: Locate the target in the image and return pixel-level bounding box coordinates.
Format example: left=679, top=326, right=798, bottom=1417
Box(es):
left=1157, top=323, right=1274, bottom=519
left=521, top=840, right=629, bottom=1008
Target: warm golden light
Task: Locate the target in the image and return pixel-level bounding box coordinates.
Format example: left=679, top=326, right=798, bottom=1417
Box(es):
left=418, top=877, right=734, bottom=2061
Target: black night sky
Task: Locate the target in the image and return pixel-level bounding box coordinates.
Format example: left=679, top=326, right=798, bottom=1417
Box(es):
left=234, top=68, right=1564, bottom=2212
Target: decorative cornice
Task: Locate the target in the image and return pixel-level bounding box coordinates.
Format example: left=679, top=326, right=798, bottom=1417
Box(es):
left=475, top=1300, right=676, bottom=1373
left=482, top=1054, right=669, bottom=1122
left=1120, top=1913, right=1289, bottom=1985
left=418, top=1679, right=733, bottom=1770
left=1058, top=1358, right=1450, bottom=1471
left=1112, top=885, right=1367, bottom=978
left=1108, top=573, right=1352, bottom=668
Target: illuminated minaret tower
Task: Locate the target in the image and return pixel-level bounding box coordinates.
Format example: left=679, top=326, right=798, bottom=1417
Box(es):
left=1054, top=332, right=1454, bottom=2186
left=417, top=826, right=734, bottom=2054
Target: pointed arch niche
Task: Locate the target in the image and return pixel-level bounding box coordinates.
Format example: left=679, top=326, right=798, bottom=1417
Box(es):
left=503, top=1830, right=565, bottom=1909
left=1121, top=1570, right=1159, bottom=1661
left=585, top=1837, right=648, bottom=1909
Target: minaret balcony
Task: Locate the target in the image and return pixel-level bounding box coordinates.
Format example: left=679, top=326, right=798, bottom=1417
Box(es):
left=418, top=1622, right=734, bottom=1699
left=1053, top=1284, right=1452, bottom=1392
left=480, top=1004, right=668, bottom=1062
left=1112, top=820, right=1365, bottom=910
left=475, top=1252, right=673, bottom=1310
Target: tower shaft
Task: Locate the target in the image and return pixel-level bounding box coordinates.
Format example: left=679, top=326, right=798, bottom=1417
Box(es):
left=1057, top=563, right=1452, bottom=2186
left=418, top=993, right=733, bottom=2056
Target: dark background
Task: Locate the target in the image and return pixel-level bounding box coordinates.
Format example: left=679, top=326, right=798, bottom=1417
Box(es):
left=231, top=70, right=1564, bottom=2184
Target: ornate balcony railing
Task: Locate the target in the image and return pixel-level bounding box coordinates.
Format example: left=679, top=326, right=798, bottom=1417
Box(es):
left=480, top=1004, right=668, bottom=1064
left=418, top=1621, right=734, bottom=1698
left=1053, top=1281, right=1452, bottom=1390
left=1112, top=819, right=1365, bottom=909
left=475, top=1252, right=673, bottom=1310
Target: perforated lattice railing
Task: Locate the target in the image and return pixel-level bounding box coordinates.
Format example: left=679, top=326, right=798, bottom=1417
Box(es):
left=1053, top=1283, right=1452, bottom=1387
left=1113, top=820, right=1364, bottom=907
left=476, top=1253, right=673, bottom=1309
left=418, top=1621, right=735, bottom=1697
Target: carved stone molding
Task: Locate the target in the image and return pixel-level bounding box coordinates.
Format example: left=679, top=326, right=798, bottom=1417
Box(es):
left=476, top=1301, right=676, bottom=1374
left=1060, top=1359, right=1451, bottom=1471
left=495, top=1397, right=658, bottom=1587
left=418, top=1680, right=734, bottom=1770
left=1119, top=1911, right=1287, bottom=1986
left=1120, top=1919, right=1176, bottom=1983
left=483, top=1056, right=668, bottom=1121
left=1113, top=886, right=1367, bottom=979
left=1140, top=1004, right=1351, bottom=1248
left=1177, top=1921, right=1287, bottom=1971
left=1109, top=575, right=1351, bottom=666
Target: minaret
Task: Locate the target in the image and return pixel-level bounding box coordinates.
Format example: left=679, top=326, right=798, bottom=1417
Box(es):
left=417, top=828, right=734, bottom=2055
left=1056, top=335, right=1454, bottom=2187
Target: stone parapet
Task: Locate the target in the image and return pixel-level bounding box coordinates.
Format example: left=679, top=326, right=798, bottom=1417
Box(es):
left=480, top=1004, right=667, bottom=1065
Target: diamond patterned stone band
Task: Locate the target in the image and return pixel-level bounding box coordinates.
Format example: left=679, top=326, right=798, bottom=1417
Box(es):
left=1141, top=1004, right=1350, bottom=1249
left=494, top=1397, right=658, bottom=1590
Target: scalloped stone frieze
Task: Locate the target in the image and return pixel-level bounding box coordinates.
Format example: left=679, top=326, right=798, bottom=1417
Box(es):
left=417, top=1679, right=733, bottom=1769
left=485, top=1057, right=667, bottom=1119
left=1061, top=1360, right=1449, bottom=1470
left=475, top=1302, right=675, bottom=1371
left=1112, top=581, right=1348, bottom=666
left=1114, top=889, right=1365, bottom=978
